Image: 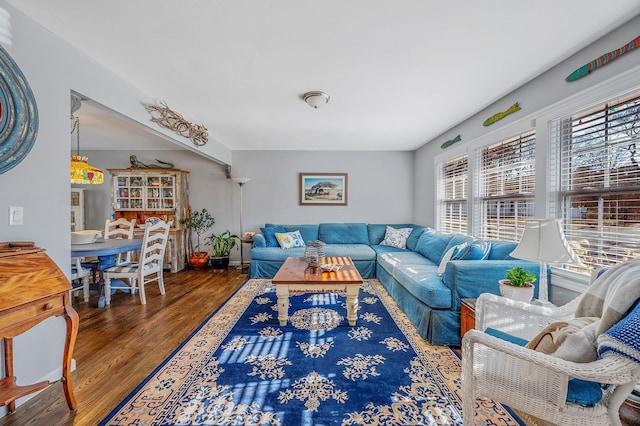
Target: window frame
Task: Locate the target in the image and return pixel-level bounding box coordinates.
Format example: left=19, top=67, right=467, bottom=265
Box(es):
left=437, top=154, right=468, bottom=234
left=550, top=92, right=640, bottom=274
left=475, top=131, right=537, bottom=242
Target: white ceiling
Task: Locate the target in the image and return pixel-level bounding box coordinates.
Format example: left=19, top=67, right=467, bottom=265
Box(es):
left=8, top=1, right=640, bottom=153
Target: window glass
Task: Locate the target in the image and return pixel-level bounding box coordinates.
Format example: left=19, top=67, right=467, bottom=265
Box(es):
left=552, top=93, right=640, bottom=273
left=438, top=155, right=468, bottom=234
left=477, top=131, right=536, bottom=241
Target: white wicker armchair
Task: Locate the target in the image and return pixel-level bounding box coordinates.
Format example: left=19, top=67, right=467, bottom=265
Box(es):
left=462, top=292, right=640, bottom=426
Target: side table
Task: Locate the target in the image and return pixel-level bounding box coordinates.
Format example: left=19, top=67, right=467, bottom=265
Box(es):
left=238, top=237, right=253, bottom=271
left=0, top=247, right=78, bottom=413
left=460, top=298, right=476, bottom=339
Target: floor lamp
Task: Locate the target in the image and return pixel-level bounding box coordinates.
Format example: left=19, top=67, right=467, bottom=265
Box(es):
left=510, top=219, right=580, bottom=302
left=232, top=177, right=251, bottom=238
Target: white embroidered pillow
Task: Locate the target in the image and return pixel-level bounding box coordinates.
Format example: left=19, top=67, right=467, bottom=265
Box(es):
left=275, top=230, right=306, bottom=249
left=438, top=245, right=461, bottom=276
left=380, top=226, right=413, bottom=249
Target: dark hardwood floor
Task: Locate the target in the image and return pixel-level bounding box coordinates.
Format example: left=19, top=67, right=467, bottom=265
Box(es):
left=0, top=267, right=247, bottom=426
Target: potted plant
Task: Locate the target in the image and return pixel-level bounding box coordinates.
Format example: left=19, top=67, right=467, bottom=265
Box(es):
left=499, top=267, right=536, bottom=302
left=179, top=208, right=215, bottom=269
left=205, top=230, right=238, bottom=272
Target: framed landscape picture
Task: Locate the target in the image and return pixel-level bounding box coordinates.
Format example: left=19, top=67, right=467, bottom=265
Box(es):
left=299, top=173, right=348, bottom=206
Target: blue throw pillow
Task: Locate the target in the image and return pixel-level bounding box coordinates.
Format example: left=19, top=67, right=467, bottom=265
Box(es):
left=451, top=240, right=491, bottom=260
left=415, top=230, right=454, bottom=264
left=260, top=226, right=286, bottom=247
left=486, top=240, right=517, bottom=260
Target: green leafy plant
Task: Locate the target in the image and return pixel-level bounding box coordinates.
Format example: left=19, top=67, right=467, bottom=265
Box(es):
left=206, top=230, right=238, bottom=257
left=179, top=208, right=215, bottom=254
left=505, top=267, right=536, bottom=287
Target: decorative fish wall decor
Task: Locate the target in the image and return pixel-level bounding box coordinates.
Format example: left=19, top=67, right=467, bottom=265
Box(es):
left=566, top=35, right=640, bottom=82
left=441, top=134, right=461, bottom=149
left=483, top=102, right=521, bottom=127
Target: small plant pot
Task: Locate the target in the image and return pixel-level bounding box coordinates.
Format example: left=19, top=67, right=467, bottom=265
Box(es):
left=189, top=252, right=210, bottom=270
left=210, top=256, right=230, bottom=273
left=499, top=279, right=534, bottom=302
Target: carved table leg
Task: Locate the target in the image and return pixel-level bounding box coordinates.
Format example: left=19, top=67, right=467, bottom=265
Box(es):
left=4, top=337, right=15, bottom=413
left=62, top=294, right=79, bottom=411
left=346, top=284, right=360, bottom=326
left=276, top=285, right=289, bottom=326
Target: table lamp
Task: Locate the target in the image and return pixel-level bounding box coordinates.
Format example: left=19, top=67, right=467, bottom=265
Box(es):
left=510, top=219, right=580, bottom=302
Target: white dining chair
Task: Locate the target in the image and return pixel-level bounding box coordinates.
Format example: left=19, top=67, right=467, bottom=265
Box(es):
left=104, top=217, right=137, bottom=265
left=70, top=257, right=91, bottom=303
left=102, top=220, right=171, bottom=305
left=83, top=217, right=137, bottom=283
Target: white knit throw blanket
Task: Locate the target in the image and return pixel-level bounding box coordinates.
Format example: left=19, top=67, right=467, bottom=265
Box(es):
left=552, top=259, right=640, bottom=363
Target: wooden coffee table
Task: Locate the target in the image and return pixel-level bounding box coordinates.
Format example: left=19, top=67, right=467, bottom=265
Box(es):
left=272, top=256, right=364, bottom=326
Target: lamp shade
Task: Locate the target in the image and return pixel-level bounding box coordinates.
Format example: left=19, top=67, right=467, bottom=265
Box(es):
left=510, top=219, right=579, bottom=263
left=70, top=115, right=104, bottom=184
left=70, top=154, right=104, bottom=184
left=232, top=177, right=251, bottom=185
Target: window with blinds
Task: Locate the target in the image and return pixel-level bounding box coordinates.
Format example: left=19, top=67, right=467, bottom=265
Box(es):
left=551, top=92, right=640, bottom=274
left=477, top=131, right=536, bottom=241
left=438, top=155, right=468, bottom=234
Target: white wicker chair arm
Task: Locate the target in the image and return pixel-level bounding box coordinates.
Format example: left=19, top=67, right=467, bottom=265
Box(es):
left=463, top=329, right=640, bottom=384
left=464, top=267, right=640, bottom=426
left=475, top=292, right=580, bottom=340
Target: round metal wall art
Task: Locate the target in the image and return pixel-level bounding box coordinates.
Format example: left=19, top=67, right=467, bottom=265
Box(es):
left=0, top=45, right=38, bottom=175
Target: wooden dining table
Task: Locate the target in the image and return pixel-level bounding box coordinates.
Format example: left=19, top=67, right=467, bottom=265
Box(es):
left=71, top=238, right=143, bottom=307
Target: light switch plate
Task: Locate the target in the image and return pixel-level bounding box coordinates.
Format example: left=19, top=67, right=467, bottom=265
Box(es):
left=9, top=206, right=23, bottom=226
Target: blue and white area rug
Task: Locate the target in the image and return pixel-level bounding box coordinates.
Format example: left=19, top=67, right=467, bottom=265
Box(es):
left=100, top=279, right=523, bottom=425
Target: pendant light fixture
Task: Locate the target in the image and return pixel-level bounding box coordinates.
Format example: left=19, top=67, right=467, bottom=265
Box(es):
left=70, top=116, right=104, bottom=184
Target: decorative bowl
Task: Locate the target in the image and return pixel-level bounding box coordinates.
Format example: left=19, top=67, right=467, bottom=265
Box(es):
left=320, top=264, right=342, bottom=272
left=71, top=230, right=102, bottom=245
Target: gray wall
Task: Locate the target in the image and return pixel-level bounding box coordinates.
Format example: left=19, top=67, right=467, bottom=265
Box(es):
left=230, top=150, right=416, bottom=234
left=77, top=149, right=415, bottom=263
left=0, top=2, right=230, bottom=414
left=412, top=14, right=640, bottom=305
left=77, top=150, right=230, bottom=231
left=414, top=14, right=640, bottom=226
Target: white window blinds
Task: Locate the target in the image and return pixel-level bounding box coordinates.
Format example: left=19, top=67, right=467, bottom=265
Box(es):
left=477, top=131, right=536, bottom=241
left=438, top=155, right=468, bottom=234
left=550, top=92, right=640, bottom=274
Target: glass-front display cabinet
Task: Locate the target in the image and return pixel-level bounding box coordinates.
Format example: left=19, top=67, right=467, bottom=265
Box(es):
left=108, top=168, right=190, bottom=272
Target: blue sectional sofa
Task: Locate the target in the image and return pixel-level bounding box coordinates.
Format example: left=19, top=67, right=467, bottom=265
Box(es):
left=250, top=223, right=540, bottom=346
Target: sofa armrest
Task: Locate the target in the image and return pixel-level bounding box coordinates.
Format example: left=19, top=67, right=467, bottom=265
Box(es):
left=443, top=259, right=541, bottom=309
left=253, top=234, right=266, bottom=247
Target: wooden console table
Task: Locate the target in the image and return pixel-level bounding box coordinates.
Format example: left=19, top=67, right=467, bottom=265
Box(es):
left=0, top=246, right=78, bottom=413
